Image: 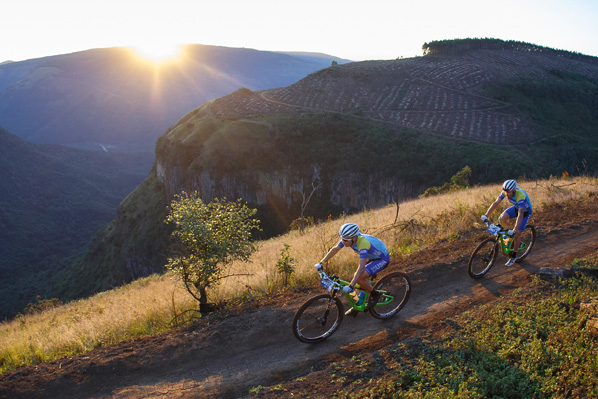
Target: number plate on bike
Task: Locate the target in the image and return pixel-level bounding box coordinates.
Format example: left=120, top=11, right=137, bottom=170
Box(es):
left=320, top=276, right=334, bottom=291
left=487, top=224, right=500, bottom=236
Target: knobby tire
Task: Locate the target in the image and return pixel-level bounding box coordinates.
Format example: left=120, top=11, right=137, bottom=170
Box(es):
left=369, top=272, right=411, bottom=319
left=468, top=238, right=498, bottom=279
left=292, top=294, right=344, bottom=344
left=515, top=225, right=536, bottom=261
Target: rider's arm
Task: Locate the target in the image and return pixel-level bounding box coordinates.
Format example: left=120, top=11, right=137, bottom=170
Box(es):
left=320, top=245, right=341, bottom=264
left=484, top=196, right=503, bottom=217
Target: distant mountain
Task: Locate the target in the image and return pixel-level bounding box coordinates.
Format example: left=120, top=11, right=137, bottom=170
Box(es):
left=0, top=44, right=350, bottom=152
left=0, top=127, right=153, bottom=320
left=277, top=51, right=353, bottom=66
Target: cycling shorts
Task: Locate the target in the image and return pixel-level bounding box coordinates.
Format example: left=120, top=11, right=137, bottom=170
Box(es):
left=504, top=206, right=531, bottom=231
left=365, top=256, right=389, bottom=276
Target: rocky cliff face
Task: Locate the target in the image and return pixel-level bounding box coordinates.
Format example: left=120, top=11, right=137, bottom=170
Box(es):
left=155, top=149, right=422, bottom=214
left=154, top=119, right=424, bottom=220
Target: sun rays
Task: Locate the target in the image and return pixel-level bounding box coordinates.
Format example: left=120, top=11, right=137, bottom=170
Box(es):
left=131, top=41, right=183, bottom=64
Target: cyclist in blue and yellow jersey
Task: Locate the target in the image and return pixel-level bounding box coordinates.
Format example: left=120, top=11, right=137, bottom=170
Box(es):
left=481, top=179, right=533, bottom=267
left=315, top=223, right=389, bottom=316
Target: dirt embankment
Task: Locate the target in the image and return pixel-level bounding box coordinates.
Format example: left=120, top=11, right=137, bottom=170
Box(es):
left=1, top=197, right=597, bottom=399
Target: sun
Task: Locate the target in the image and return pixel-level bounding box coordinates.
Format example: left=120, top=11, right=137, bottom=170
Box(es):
left=131, top=42, right=182, bottom=63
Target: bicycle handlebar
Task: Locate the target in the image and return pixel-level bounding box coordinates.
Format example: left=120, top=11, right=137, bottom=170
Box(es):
left=318, top=270, right=342, bottom=291
left=317, top=269, right=357, bottom=292
left=483, top=220, right=507, bottom=236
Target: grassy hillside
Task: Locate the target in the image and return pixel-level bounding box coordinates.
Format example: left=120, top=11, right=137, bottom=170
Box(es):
left=1, top=176, right=597, bottom=376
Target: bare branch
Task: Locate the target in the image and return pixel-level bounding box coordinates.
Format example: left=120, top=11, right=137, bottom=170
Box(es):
left=551, top=182, right=577, bottom=189
left=394, top=198, right=400, bottom=224
left=295, top=180, right=323, bottom=233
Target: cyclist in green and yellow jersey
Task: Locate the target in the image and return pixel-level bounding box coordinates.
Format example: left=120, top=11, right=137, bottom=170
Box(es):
left=481, top=179, right=533, bottom=267
left=315, top=223, right=389, bottom=316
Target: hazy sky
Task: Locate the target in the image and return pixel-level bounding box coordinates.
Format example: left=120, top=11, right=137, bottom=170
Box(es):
left=3, top=0, right=598, bottom=63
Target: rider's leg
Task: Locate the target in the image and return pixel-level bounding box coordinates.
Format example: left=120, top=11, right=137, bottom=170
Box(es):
left=364, top=258, right=389, bottom=306
left=354, top=272, right=374, bottom=292
left=506, top=230, right=521, bottom=266
left=512, top=231, right=522, bottom=254
left=498, top=209, right=513, bottom=227
left=358, top=258, right=389, bottom=292
left=511, top=213, right=530, bottom=257
left=499, top=207, right=517, bottom=266
left=346, top=269, right=372, bottom=317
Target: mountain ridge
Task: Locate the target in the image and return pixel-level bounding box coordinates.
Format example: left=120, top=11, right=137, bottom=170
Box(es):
left=205, top=44, right=598, bottom=144
left=0, top=44, right=348, bottom=152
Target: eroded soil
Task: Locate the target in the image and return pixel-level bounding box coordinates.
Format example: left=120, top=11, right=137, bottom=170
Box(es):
left=1, top=197, right=597, bottom=399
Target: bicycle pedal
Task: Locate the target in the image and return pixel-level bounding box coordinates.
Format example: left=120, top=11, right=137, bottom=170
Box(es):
left=368, top=291, right=382, bottom=307
left=345, top=308, right=358, bottom=317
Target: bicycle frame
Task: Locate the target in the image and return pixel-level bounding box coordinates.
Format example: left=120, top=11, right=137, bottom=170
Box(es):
left=485, top=221, right=529, bottom=256
left=318, top=270, right=393, bottom=312
left=293, top=269, right=411, bottom=343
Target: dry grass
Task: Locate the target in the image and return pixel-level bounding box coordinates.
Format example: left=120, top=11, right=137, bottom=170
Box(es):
left=1, top=175, right=597, bottom=373
left=0, top=275, right=196, bottom=372
left=219, top=175, right=598, bottom=298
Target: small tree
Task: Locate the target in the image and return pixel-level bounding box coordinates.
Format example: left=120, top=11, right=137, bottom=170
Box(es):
left=276, top=243, right=297, bottom=288
left=165, top=192, right=260, bottom=313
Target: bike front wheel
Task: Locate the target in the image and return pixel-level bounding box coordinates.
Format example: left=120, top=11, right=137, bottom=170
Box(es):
left=292, top=294, right=344, bottom=343
left=468, top=238, right=498, bottom=279
left=369, top=272, right=411, bottom=319
left=515, top=224, right=536, bottom=262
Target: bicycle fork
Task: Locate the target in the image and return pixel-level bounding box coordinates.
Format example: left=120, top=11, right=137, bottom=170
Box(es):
left=317, top=292, right=338, bottom=325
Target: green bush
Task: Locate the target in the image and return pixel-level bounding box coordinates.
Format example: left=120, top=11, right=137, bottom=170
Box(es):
left=421, top=166, right=472, bottom=197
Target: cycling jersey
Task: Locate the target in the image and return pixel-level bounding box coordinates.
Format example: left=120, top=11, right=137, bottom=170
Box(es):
left=337, top=234, right=389, bottom=261
left=498, top=188, right=533, bottom=215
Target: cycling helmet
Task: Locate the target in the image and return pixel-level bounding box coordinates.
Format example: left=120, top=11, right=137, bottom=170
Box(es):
left=339, top=223, right=360, bottom=239
left=502, top=179, right=517, bottom=192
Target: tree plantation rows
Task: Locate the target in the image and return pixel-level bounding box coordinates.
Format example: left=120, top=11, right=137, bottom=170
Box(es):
left=206, top=45, right=597, bottom=145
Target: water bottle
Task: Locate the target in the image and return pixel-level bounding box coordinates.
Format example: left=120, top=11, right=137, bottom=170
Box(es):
left=503, top=234, right=511, bottom=249
left=356, top=291, right=367, bottom=306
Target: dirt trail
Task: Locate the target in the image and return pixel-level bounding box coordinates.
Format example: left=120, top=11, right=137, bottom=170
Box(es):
left=1, top=201, right=597, bottom=399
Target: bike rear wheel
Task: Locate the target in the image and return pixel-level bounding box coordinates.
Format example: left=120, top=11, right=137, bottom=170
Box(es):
left=468, top=238, right=498, bottom=279
left=369, top=272, right=411, bottom=319
left=515, top=225, right=536, bottom=262
left=292, top=294, right=344, bottom=343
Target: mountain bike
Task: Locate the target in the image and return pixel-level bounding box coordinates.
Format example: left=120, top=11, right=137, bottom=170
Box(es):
left=292, top=268, right=411, bottom=344
left=467, top=219, right=536, bottom=279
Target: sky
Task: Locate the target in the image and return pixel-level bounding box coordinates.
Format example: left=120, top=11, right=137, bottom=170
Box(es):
left=2, top=0, right=598, bottom=64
